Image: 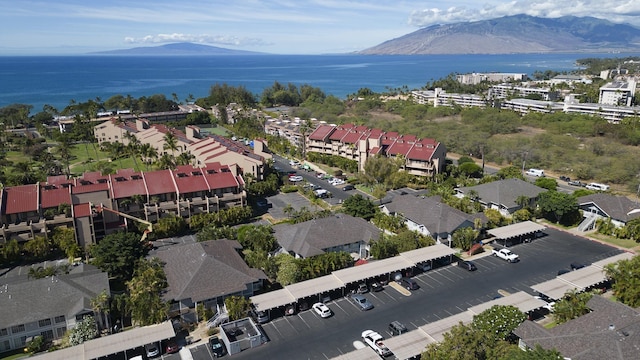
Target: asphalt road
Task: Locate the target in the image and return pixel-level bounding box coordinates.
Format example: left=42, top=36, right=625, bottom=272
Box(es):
left=199, top=228, right=622, bottom=360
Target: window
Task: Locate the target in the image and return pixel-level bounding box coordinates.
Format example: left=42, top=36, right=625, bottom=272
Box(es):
left=11, top=325, right=25, bottom=334
left=40, top=330, right=54, bottom=341
left=54, top=316, right=65, bottom=324
left=38, top=319, right=51, bottom=327
left=0, top=328, right=7, bottom=336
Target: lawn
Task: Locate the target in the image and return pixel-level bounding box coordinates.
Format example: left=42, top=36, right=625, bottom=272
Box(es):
left=588, top=232, right=640, bottom=250
left=0, top=349, right=28, bottom=360
left=200, top=126, right=231, bottom=137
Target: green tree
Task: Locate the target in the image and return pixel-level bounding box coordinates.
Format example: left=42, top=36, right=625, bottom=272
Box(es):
left=472, top=305, right=526, bottom=342
left=500, top=344, right=563, bottom=360
left=90, top=232, right=147, bottom=282
left=537, top=191, right=578, bottom=224
left=26, top=335, right=45, bottom=354
left=2, top=238, right=21, bottom=262
left=552, top=289, right=594, bottom=324
left=452, top=227, right=478, bottom=251
left=52, top=227, right=81, bottom=261
left=604, top=255, right=640, bottom=307
left=225, top=295, right=252, bottom=321
left=394, top=230, right=435, bottom=253
left=153, top=215, right=187, bottom=239
left=369, top=235, right=399, bottom=259
left=90, top=289, right=111, bottom=332
left=275, top=253, right=299, bottom=285
left=342, top=194, right=377, bottom=220
left=484, top=208, right=505, bottom=228
left=534, top=177, right=558, bottom=191
left=237, top=225, right=276, bottom=252
left=496, top=166, right=525, bottom=180
left=363, top=155, right=397, bottom=186
left=23, top=235, right=50, bottom=259
left=68, top=315, right=98, bottom=346
left=126, top=258, right=169, bottom=326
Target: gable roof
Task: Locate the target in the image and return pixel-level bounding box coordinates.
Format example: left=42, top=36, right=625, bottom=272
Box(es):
left=142, top=169, right=176, bottom=195
left=384, top=195, right=486, bottom=235
left=457, top=178, right=547, bottom=209
left=154, top=240, right=266, bottom=303
left=1, top=184, right=39, bottom=214
left=513, top=295, right=640, bottom=360
left=0, top=265, right=109, bottom=329
left=578, top=193, right=640, bottom=223
left=272, top=214, right=380, bottom=258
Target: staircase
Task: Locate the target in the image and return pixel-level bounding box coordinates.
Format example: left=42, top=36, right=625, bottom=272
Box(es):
left=206, top=303, right=229, bottom=328
left=578, top=213, right=598, bottom=232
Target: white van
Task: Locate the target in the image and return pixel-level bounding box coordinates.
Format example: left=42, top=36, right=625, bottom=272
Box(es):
left=525, top=168, right=545, bottom=177
left=585, top=183, right=610, bottom=191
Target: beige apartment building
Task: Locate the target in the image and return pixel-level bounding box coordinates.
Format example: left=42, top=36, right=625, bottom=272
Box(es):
left=306, top=124, right=446, bottom=176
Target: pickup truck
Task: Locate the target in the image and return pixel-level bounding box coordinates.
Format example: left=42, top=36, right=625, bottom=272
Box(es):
left=362, top=330, right=392, bottom=357
left=492, top=248, right=519, bottom=263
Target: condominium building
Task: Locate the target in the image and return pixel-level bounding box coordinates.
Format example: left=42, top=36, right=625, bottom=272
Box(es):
left=94, top=118, right=271, bottom=180
left=564, top=95, right=640, bottom=124
left=264, top=117, right=319, bottom=148
left=432, top=88, right=487, bottom=108
left=0, top=163, right=246, bottom=249
left=456, top=73, right=528, bottom=85
left=501, top=98, right=564, bottom=115
left=598, top=80, right=637, bottom=106
left=489, top=84, right=558, bottom=101
left=306, top=124, right=446, bottom=176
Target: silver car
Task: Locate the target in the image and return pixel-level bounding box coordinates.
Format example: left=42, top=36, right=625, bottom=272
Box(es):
left=351, top=294, right=374, bottom=311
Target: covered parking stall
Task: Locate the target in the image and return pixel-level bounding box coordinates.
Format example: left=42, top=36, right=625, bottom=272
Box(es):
left=29, top=322, right=175, bottom=360
left=531, top=252, right=633, bottom=301
left=487, top=221, right=546, bottom=247
left=468, top=291, right=547, bottom=315
left=251, top=245, right=457, bottom=314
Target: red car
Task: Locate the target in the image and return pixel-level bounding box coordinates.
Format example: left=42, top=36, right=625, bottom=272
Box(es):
left=163, top=338, right=179, bottom=354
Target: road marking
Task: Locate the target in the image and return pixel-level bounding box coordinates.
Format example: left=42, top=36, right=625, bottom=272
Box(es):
left=298, top=314, right=312, bottom=329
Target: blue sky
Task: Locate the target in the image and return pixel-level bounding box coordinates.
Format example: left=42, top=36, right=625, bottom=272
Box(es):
left=1, top=0, right=639, bottom=55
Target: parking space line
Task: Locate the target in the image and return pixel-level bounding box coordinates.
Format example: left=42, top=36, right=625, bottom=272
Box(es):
left=424, top=273, right=446, bottom=285
left=298, top=314, right=312, bottom=329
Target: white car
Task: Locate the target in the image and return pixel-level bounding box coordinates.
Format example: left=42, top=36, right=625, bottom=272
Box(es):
left=534, top=296, right=556, bottom=312
left=330, top=179, right=345, bottom=185
left=312, top=302, right=332, bottom=318
left=362, top=330, right=392, bottom=357
left=289, top=175, right=304, bottom=182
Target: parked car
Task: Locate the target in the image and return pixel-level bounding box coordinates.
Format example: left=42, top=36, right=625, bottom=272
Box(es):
left=458, top=260, right=477, bottom=271
left=570, top=262, right=586, bottom=270
left=144, top=342, right=160, bottom=358
left=289, top=175, right=304, bottom=182
left=342, top=184, right=355, bottom=191
left=251, top=308, right=269, bottom=324
left=568, top=180, right=586, bottom=187
left=209, top=337, right=226, bottom=357
left=400, top=277, right=419, bottom=290
left=163, top=338, right=179, bottom=354
left=357, top=282, right=369, bottom=294
left=388, top=321, right=408, bottom=336
left=557, top=268, right=571, bottom=276
left=525, top=168, right=545, bottom=177
left=312, top=302, right=332, bottom=318
left=362, top=329, right=392, bottom=357
left=370, top=281, right=384, bottom=292
left=351, top=294, right=374, bottom=311
left=559, top=175, right=571, bottom=182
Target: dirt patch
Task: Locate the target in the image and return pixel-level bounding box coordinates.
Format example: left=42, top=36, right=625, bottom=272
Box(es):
left=518, top=125, right=546, bottom=135
left=365, top=110, right=403, bottom=122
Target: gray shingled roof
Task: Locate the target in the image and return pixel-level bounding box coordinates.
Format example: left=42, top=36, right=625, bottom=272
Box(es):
left=457, top=178, right=546, bottom=210
left=513, top=295, right=640, bottom=360
left=154, top=240, right=266, bottom=303
left=0, top=267, right=109, bottom=329
left=578, top=193, right=640, bottom=223
left=273, top=214, right=380, bottom=258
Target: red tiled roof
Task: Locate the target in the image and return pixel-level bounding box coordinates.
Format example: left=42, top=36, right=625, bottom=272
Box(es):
left=341, top=131, right=365, bottom=144
left=73, top=203, right=92, bottom=218
left=368, top=128, right=384, bottom=138
left=308, top=125, right=335, bottom=141
left=387, top=139, right=414, bottom=156
left=354, top=125, right=369, bottom=132
left=172, top=167, right=209, bottom=194
left=109, top=172, right=147, bottom=199
left=400, top=134, right=417, bottom=142
left=46, top=175, right=69, bottom=185
left=202, top=164, right=239, bottom=190
left=143, top=169, right=177, bottom=195
left=40, top=185, right=71, bottom=209
left=369, top=147, right=382, bottom=155
left=72, top=178, right=110, bottom=194
left=406, top=142, right=437, bottom=161
left=2, top=185, right=38, bottom=214
left=329, top=127, right=350, bottom=141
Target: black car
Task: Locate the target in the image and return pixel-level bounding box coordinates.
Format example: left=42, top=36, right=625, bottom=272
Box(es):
left=559, top=175, right=570, bottom=182
left=400, top=277, right=419, bottom=290
left=570, top=262, right=586, bottom=270
left=388, top=321, right=408, bottom=336
left=342, top=184, right=355, bottom=191
left=557, top=269, right=571, bottom=276
left=458, top=260, right=477, bottom=271
left=370, top=281, right=384, bottom=292
left=209, top=337, right=226, bottom=357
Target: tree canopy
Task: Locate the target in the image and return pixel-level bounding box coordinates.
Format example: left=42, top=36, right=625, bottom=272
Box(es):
left=605, top=255, right=640, bottom=307
left=90, top=232, right=147, bottom=282
left=341, top=194, right=378, bottom=220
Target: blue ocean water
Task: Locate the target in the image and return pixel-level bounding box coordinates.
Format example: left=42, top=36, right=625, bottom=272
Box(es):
left=0, top=53, right=637, bottom=112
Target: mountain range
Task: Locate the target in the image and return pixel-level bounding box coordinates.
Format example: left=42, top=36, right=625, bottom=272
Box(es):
left=359, top=15, right=640, bottom=55
left=90, top=15, right=640, bottom=56
left=90, top=42, right=264, bottom=56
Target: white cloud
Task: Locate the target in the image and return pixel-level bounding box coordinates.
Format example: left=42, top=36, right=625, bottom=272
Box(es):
left=124, top=33, right=270, bottom=47
left=408, top=0, right=640, bottom=27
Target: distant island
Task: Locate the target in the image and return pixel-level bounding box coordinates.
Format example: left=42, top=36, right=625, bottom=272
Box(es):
left=89, top=42, right=266, bottom=56
left=359, top=14, right=640, bottom=55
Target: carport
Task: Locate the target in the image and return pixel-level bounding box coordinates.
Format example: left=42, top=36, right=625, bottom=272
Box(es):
left=251, top=288, right=296, bottom=313
left=531, top=278, right=577, bottom=301
left=287, top=274, right=344, bottom=303
left=468, top=291, right=548, bottom=315
left=330, top=346, right=380, bottom=359
left=531, top=252, right=631, bottom=300
left=29, top=321, right=175, bottom=360
left=398, top=243, right=457, bottom=269
left=332, top=256, right=414, bottom=285
left=487, top=221, right=546, bottom=247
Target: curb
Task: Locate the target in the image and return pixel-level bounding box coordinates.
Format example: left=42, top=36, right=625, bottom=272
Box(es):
left=387, top=281, right=411, bottom=296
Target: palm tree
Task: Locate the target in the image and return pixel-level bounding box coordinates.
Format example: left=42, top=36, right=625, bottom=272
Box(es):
left=176, top=151, right=195, bottom=166
left=124, top=133, right=142, bottom=171
left=91, top=290, right=110, bottom=333
left=139, top=143, right=158, bottom=170
left=56, top=134, right=73, bottom=177
left=283, top=204, right=294, bottom=218
left=163, top=131, right=178, bottom=157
